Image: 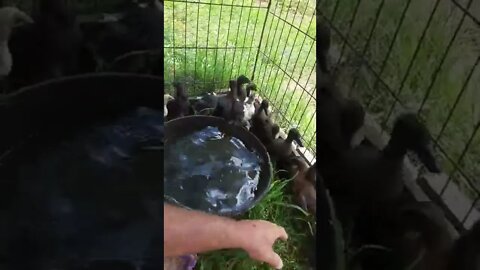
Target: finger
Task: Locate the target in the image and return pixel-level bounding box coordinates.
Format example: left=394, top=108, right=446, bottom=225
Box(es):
left=264, top=251, right=283, bottom=269
left=276, top=226, right=288, bottom=241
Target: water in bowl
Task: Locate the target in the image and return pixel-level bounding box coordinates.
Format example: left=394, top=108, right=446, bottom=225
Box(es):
left=164, top=126, right=262, bottom=214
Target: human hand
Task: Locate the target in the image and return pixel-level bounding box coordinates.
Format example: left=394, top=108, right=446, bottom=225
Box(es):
left=235, top=220, right=288, bottom=269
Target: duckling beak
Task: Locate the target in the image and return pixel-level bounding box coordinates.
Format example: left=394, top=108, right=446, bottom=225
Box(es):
left=416, top=145, right=441, bottom=173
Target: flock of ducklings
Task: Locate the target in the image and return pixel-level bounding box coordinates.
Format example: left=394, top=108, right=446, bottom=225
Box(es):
left=315, top=20, right=480, bottom=270
left=0, top=0, right=162, bottom=93
left=164, top=75, right=317, bottom=216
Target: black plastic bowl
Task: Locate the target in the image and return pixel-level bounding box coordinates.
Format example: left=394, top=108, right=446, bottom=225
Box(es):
left=165, top=115, right=273, bottom=217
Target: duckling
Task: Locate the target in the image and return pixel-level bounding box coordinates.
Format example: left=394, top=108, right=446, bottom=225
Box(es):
left=322, top=114, right=441, bottom=215
left=166, top=82, right=193, bottom=121
left=267, top=128, right=304, bottom=164
left=250, top=100, right=278, bottom=145
left=213, top=80, right=244, bottom=125
left=8, top=0, right=83, bottom=89
left=289, top=156, right=316, bottom=215
left=164, top=94, right=174, bottom=117
left=192, top=92, right=218, bottom=113
left=0, top=7, right=33, bottom=77
left=79, top=0, right=161, bottom=68
left=447, top=219, right=480, bottom=270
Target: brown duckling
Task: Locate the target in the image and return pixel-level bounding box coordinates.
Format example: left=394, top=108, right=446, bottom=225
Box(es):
left=447, top=219, right=480, bottom=270
left=213, top=80, right=245, bottom=125
left=322, top=114, right=440, bottom=209
left=289, top=156, right=316, bottom=215
left=267, top=128, right=303, bottom=163
left=250, top=100, right=278, bottom=145
left=166, top=82, right=194, bottom=121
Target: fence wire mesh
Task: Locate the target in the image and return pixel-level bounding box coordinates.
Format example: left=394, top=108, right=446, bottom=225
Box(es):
left=164, top=0, right=317, bottom=163
left=319, top=0, right=479, bottom=231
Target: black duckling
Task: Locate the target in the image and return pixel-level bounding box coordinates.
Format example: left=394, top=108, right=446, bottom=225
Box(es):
left=8, top=0, right=83, bottom=89
left=213, top=80, right=245, bottom=125
left=79, top=0, right=162, bottom=68
left=192, top=92, right=218, bottom=113
left=317, top=19, right=331, bottom=74
left=267, top=128, right=304, bottom=164
left=250, top=100, right=278, bottom=145
left=166, top=82, right=193, bottom=121
left=289, top=156, right=316, bottom=215
left=447, top=219, right=480, bottom=270
left=322, top=113, right=440, bottom=220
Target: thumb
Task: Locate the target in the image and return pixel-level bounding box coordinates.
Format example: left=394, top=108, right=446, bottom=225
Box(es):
left=263, top=251, right=283, bottom=269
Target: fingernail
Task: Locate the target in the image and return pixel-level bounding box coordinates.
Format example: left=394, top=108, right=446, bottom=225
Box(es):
left=277, top=261, right=283, bottom=269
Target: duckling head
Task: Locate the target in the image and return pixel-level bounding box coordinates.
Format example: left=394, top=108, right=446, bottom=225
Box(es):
left=389, top=114, right=440, bottom=173
left=287, top=128, right=304, bottom=147
left=236, top=75, right=250, bottom=86
left=259, top=99, right=269, bottom=114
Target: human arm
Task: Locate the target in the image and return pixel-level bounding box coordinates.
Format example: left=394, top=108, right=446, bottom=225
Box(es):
left=164, top=204, right=288, bottom=269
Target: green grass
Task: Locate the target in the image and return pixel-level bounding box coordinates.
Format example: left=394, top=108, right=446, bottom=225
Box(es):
left=196, top=176, right=316, bottom=270
left=164, top=0, right=317, bottom=152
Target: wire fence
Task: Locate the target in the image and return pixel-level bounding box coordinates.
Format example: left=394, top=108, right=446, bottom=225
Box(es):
left=319, top=0, right=479, bottom=232
left=164, top=0, right=317, bottom=163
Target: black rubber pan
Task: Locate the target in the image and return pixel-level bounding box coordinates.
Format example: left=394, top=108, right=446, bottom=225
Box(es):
left=165, top=115, right=273, bottom=217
